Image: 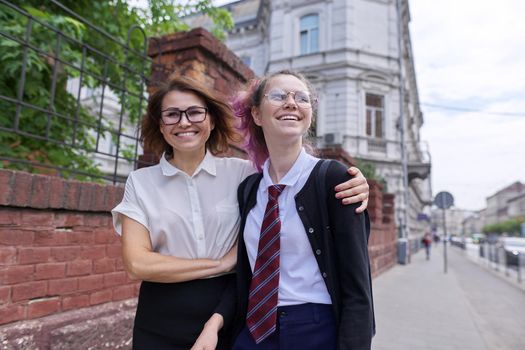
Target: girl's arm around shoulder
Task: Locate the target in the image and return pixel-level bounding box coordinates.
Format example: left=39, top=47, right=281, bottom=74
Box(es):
left=326, top=161, right=374, bottom=349
left=121, top=216, right=236, bottom=283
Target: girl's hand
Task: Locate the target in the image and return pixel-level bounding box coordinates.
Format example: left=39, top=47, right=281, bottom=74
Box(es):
left=334, top=166, right=370, bottom=213
left=191, top=313, right=223, bottom=350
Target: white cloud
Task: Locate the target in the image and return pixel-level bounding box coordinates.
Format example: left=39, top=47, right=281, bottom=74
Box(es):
left=410, top=0, right=525, bottom=210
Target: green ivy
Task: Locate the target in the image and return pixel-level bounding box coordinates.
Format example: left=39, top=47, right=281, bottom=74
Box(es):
left=0, top=0, right=234, bottom=181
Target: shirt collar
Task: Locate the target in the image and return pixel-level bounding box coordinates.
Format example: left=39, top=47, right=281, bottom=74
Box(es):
left=159, top=151, right=217, bottom=177
left=261, top=148, right=312, bottom=190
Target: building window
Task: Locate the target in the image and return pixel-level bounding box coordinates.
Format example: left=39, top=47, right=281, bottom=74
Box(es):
left=365, top=93, right=384, bottom=138
left=300, top=14, right=319, bottom=55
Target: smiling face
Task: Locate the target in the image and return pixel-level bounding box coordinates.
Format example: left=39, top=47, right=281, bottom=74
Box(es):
left=251, top=74, right=313, bottom=145
left=159, top=90, right=214, bottom=156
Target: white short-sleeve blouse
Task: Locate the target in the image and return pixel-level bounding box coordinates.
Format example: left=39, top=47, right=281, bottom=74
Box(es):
left=112, top=152, right=256, bottom=260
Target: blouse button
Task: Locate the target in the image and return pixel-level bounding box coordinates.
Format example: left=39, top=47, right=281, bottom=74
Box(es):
left=298, top=206, right=304, bottom=211
left=322, top=272, right=328, bottom=278
left=308, top=227, right=314, bottom=234
left=316, top=249, right=322, bottom=255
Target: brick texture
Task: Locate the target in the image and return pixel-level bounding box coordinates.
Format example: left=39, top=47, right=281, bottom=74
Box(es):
left=0, top=177, right=136, bottom=327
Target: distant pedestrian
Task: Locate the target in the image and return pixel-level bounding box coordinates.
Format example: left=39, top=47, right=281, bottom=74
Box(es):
left=422, top=233, right=432, bottom=260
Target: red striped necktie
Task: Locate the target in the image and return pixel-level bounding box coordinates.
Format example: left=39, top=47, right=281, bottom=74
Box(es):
left=246, top=184, right=286, bottom=344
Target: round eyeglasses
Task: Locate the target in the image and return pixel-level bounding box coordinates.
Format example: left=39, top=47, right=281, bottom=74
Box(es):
left=160, top=106, right=208, bottom=125
left=264, top=89, right=313, bottom=108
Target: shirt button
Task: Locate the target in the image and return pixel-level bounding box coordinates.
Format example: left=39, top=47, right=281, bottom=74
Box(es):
left=322, top=272, right=328, bottom=278
left=298, top=206, right=304, bottom=211
left=316, top=249, right=322, bottom=255
left=308, top=227, right=314, bottom=233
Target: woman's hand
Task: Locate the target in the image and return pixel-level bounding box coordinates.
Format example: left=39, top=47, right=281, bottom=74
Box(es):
left=219, top=242, right=238, bottom=273
left=191, top=313, right=223, bottom=350
left=334, top=166, right=370, bottom=213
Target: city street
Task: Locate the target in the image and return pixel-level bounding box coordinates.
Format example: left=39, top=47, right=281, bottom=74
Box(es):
left=372, top=243, right=525, bottom=350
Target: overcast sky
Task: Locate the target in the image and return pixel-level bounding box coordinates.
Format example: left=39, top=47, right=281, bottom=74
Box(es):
left=410, top=0, right=525, bottom=210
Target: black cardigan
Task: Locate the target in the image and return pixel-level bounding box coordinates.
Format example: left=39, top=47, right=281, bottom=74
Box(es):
left=233, top=160, right=375, bottom=350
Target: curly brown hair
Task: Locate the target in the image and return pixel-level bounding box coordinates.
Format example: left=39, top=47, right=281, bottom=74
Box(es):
left=141, top=75, right=238, bottom=158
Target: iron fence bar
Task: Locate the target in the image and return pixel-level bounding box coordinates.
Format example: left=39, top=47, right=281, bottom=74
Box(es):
left=130, top=25, right=149, bottom=171
left=46, top=33, right=62, bottom=138
left=95, top=59, right=110, bottom=152
left=113, top=32, right=133, bottom=183
left=0, top=30, right=149, bottom=101
left=71, top=45, right=87, bottom=147
left=48, top=0, right=151, bottom=61
left=0, top=94, right=139, bottom=141
left=14, top=16, right=32, bottom=131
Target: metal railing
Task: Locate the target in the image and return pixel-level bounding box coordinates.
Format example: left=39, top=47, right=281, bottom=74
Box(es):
left=478, top=242, right=524, bottom=284
left=0, top=0, right=159, bottom=183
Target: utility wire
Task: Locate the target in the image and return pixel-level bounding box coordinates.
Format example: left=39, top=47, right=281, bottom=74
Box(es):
left=421, top=103, right=525, bottom=117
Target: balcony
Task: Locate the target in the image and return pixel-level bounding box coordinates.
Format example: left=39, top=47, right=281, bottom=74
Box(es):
left=408, top=161, right=431, bottom=182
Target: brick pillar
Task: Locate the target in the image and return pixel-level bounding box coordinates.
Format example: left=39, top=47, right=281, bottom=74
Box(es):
left=139, top=28, right=256, bottom=165
left=148, top=27, right=254, bottom=96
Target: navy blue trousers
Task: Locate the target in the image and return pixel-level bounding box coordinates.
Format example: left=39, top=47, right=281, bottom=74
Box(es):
left=232, top=303, right=337, bottom=350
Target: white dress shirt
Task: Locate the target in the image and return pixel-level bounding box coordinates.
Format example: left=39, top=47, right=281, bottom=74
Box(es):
left=244, top=148, right=332, bottom=306
left=112, top=151, right=255, bottom=259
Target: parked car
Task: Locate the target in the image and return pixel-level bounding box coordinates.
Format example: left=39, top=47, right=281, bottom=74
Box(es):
left=498, top=237, right=525, bottom=267
left=471, top=233, right=486, bottom=244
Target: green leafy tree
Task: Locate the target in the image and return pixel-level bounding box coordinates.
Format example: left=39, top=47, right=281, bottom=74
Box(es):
left=482, top=216, right=525, bottom=236
left=0, top=0, right=233, bottom=180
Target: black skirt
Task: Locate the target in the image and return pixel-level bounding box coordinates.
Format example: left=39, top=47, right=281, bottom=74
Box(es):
left=133, top=274, right=234, bottom=350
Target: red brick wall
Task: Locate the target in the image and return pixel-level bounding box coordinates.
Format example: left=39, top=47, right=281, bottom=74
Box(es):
left=368, top=184, right=398, bottom=277
left=0, top=170, right=136, bottom=327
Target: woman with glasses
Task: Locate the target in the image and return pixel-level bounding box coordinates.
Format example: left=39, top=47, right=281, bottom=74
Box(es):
left=112, top=76, right=370, bottom=350
left=232, top=70, right=375, bottom=349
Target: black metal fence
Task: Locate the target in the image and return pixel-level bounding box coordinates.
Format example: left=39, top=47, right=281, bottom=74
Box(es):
left=0, top=0, right=157, bottom=183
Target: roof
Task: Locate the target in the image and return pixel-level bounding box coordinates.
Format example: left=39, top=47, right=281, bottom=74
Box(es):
left=486, top=181, right=524, bottom=200
left=183, top=0, right=263, bottom=31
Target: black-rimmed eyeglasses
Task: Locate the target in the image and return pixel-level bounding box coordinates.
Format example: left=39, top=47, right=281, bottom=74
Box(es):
left=160, top=106, right=208, bottom=125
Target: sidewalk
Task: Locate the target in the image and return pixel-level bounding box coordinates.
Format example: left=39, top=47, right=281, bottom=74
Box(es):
left=371, top=243, right=525, bottom=350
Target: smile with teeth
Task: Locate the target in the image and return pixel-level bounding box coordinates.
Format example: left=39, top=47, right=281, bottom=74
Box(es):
left=175, top=131, right=198, bottom=136
left=277, top=115, right=300, bottom=121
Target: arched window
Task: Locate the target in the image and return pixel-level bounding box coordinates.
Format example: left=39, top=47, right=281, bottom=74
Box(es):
left=300, top=14, right=319, bottom=55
